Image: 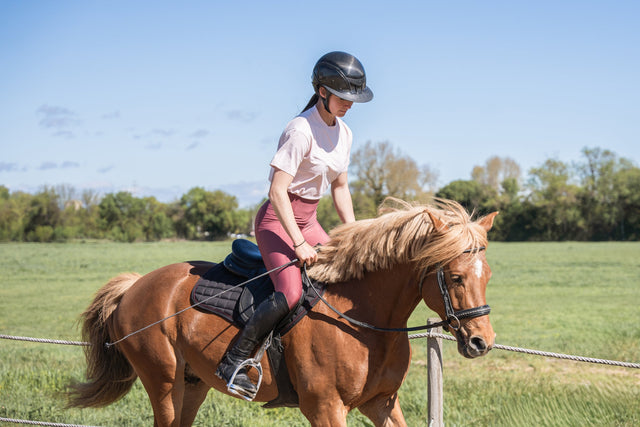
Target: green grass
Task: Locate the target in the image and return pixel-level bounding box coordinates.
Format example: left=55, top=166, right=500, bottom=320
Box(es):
left=1, top=241, right=639, bottom=426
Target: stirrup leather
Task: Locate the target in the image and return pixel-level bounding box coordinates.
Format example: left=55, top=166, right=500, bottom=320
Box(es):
left=225, top=331, right=273, bottom=401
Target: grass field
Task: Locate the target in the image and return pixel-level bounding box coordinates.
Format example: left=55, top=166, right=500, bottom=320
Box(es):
left=1, top=241, right=639, bottom=426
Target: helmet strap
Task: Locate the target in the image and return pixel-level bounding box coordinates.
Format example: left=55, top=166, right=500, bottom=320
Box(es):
left=319, top=87, right=332, bottom=114
left=322, top=94, right=332, bottom=114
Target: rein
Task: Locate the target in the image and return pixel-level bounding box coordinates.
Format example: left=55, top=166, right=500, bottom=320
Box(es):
left=105, top=246, right=491, bottom=347
left=303, top=266, right=433, bottom=332
left=303, top=246, right=491, bottom=333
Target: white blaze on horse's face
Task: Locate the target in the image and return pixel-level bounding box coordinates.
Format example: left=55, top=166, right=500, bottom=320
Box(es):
left=474, top=258, right=484, bottom=279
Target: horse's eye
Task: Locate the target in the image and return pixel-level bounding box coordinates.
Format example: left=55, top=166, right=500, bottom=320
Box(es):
left=450, top=275, right=464, bottom=284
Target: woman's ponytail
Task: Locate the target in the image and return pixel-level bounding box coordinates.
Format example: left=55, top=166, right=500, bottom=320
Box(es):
left=301, top=94, right=319, bottom=113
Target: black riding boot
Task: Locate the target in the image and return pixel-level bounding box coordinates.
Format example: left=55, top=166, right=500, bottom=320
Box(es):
left=216, top=291, right=290, bottom=398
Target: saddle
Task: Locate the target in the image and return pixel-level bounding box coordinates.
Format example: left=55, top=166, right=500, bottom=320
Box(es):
left=190, top=239, right=326, bottom=407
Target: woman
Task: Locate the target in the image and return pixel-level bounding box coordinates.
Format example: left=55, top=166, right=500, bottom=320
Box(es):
left=216, top=51, right=373, bottom=399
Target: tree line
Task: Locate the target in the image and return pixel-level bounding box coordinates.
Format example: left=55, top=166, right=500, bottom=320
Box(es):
left=0, top=186, right=252, bottom=243
left=1, top=144, right=638, bottom=242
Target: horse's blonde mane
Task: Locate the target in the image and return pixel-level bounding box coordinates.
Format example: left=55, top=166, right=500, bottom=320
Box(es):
left=307, top=198, right=489, bottom=283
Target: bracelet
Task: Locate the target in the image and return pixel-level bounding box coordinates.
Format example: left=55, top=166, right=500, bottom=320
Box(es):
left=293, top=239, right=306, bottom=248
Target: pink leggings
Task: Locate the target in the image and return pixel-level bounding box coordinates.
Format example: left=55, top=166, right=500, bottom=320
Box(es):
left=254, top=194, right=329, bottom=310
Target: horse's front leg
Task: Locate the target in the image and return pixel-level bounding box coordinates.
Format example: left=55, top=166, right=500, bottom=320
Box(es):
left=358, top=392, right=407, bottom=427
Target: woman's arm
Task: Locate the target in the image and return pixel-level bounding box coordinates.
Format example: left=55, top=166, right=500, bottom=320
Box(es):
left=331, top=172, right=356, bottom=224
left=268, top=169, right=318, bottom=266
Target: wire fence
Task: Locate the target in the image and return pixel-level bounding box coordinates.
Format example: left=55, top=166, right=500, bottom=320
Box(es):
left=408, top=331, right=640, bottom=369
left=0, top=418, right=100, bottom=427
left=3, top=331, right=639, bottom=368
left=0, top=334, right=89, bottom=346
left=1, top=331, right=639, bottom=426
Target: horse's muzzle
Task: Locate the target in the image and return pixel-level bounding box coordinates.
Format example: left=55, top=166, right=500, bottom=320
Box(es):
left=458, top=334, right=493, bottom=359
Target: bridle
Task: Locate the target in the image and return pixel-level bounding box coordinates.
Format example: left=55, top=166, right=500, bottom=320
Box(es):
left=421, top=247, right=492, bottom=332
left=303, top=246, right=491, bottom=333
left=418, top=247, right=491, bottom=331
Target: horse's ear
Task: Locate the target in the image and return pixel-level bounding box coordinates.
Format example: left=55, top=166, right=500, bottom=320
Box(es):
left=426, top=211, right=446, bottom=232
left=478, top=212, right=499, bottom=232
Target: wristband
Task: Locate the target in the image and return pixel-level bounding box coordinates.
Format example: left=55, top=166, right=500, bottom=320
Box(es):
left=293, top=239, right=306, bottom=248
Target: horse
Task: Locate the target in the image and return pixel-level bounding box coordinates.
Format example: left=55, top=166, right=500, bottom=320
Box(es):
left=68, top=198, right=498, bottom=426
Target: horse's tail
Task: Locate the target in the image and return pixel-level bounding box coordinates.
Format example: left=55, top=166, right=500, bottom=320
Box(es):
left=68, top=272, right=142, bottom=408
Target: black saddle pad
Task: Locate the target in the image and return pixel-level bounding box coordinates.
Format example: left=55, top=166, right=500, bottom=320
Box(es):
left=190, top=262, right=326, bottom=336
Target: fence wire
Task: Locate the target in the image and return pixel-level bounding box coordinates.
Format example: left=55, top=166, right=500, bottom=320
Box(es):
left=3, top=331, right=639, bottom=368
left=408, top=330, right=640, bottom=369
left=0, top=334, right=89, bottom=346
left=0, top=417, right=100, bottom=427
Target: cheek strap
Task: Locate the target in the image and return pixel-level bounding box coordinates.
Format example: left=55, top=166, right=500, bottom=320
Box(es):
left=320, top=91, right=332, bottom=114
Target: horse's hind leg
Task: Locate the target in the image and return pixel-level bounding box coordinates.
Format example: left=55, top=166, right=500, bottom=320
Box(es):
left=132, top=347, right=186, bottom=427
left=139, top=359, right=209, bottom=426
left=140, top=371, right=185, bottom=426
left=179, top=373, right=210, bottom=426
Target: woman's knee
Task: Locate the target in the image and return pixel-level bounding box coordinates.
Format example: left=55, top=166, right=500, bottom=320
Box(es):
left=273, top=271, right=303, bottom=309
left=281, top=286, right=303, bottom=310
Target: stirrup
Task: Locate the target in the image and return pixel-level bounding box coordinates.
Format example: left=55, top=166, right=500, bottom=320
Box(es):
left=225, top=332, right=273, bottom=401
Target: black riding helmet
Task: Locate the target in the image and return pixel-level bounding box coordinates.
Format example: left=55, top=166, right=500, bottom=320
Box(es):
left=312, top=52, right=373, bottom=111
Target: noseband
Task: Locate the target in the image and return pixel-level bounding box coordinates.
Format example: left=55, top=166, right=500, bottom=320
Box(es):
left=420, top=247, right=491, bottom=331
left=304, top=246, right=491, bottom=333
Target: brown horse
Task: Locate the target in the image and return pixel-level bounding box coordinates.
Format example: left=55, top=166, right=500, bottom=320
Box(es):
left=69, top=199, right=498, bottom=426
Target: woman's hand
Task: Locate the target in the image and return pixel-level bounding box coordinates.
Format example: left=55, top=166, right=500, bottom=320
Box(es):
left=294, top=241, right=318, bottom=267
left=269, top=170, right=319, bottom=267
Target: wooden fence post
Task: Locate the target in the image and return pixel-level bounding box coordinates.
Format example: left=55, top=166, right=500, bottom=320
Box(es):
left=427, top=318, right=443, bottom=427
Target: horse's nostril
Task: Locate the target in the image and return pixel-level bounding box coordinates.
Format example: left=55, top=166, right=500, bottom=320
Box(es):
left=469, top=336, right=487, bottom=352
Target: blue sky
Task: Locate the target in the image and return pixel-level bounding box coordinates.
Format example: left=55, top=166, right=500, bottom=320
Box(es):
left=1, top=1, right=638, bottom=207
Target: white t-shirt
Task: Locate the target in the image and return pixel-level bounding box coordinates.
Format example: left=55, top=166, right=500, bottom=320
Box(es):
left=269, top=105, right=352, bottom=200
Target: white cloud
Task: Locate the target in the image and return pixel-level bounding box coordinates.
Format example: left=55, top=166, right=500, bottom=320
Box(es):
left=0, top=162, right=20, bottom=173
left=39, top=161, right=58, bottom=170
left=151, top=128, right=176, bottom=137
left=226, top=110, right=258, bottom=123
left=189, top=129, right=209, bottom=138
left=98, top=165, right=115, bottom=174
left=101, top=111, right=121, bottom=119
left=36, top=161, right=81, bottom=170
left=61, top=161, right=80, bottom=169
left=37, top=104, right=80, bottom=129
left=52, top=130, right=75, bottom=139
